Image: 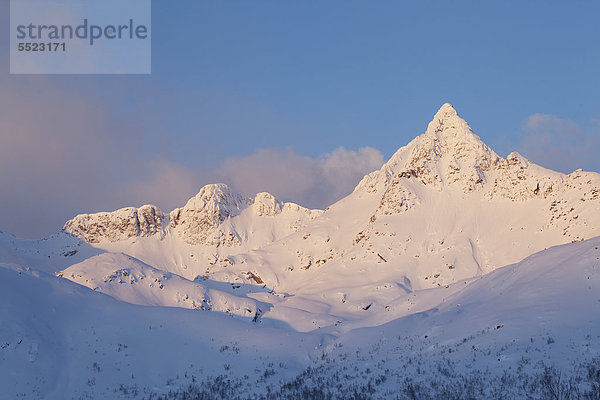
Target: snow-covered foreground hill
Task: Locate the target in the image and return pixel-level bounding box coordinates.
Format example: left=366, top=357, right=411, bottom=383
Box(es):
left=1, top=236, right=599, bottom=399
left=1, top=104, right=600, bottom=398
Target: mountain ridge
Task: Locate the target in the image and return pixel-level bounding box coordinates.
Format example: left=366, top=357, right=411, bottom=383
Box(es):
left=64, top=185, right=322, bottom=247
left=33, top=103, right=600, bottom=331
left=63, top=103, right=598, bottom=247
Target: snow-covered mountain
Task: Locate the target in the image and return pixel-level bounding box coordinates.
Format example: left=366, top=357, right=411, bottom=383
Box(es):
left=47, top=103, right=600, bottom=331
left=64, top=184, right=322, bottom=247
left=2, top=103, right=599, bottom=398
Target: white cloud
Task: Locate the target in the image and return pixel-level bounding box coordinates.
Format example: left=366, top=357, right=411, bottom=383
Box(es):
left=118, top=158, right=205, bottom=212
left=120, top=147, right=384, bottom=214
left=214, top=147, right=384, bottom=209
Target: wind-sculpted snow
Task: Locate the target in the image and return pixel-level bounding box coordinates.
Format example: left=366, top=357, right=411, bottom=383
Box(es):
left=58, top=252, right=268, bottom=319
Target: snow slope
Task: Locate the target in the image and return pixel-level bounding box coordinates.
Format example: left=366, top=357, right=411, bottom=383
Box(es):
left=1, top=234, right=599, bottom=399
left=0, top=229, right=103, bottom=274
left=58, top=252, right=269, bottom=319
left=0, top=262, right=323, bottom=399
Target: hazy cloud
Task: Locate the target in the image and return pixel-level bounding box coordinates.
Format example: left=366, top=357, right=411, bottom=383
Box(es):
left=118, top=158, right=205, bottom=212
left=118, top=147, right=384, bottom=215
left=0, top=79, right=384, bottom=239
left=0, top=78, right=143, bottom=238
left=214, top=147, right=384, bottom=209
left=517, top=113, right=600, bottom=174
left=5, top=84, right=599, bottom=240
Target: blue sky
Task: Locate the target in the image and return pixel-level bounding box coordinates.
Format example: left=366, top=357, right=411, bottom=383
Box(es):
left=1, top=0, right=599, bottom=238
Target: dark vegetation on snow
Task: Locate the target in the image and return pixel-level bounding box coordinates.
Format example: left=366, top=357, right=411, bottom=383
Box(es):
left=129, top=357, right=600, bottom=400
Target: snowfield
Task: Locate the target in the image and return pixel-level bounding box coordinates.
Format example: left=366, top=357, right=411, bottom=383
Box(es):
left=1, top=104, right=599, bottom=399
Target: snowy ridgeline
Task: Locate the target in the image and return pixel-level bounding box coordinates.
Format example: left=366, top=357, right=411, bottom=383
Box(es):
left=1, top=104, right=600, bottom=398
left=62, top=187, right=322, bottom=246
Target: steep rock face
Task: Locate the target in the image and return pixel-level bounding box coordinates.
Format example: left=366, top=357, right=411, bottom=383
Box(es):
left=375, top=178, right=419, bottom=216
left=170, top=184, right=251, bottom=246
left=546, top=169, right=600, bottom=240
left=63, top=205, right=166, bottom=243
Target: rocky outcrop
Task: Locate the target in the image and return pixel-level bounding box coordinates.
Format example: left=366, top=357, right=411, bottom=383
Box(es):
left=376, top=178, right=418, bottom=216
left=391, top=103, right=501, bottom=191
left=354, top=103, right=501, bottom=195
left=169, top=184, right=251, bottom=246
left=251, top=192, right=283, bottom=216
left=64, top=205, right=166, bottom=243
left=63, top=183, right=323, bottom=247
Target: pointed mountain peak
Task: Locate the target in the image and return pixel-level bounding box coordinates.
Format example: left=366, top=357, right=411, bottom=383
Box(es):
left=194, top=183, right=236, bottom=202
left=413, top=103, right=498, bottom=162
left=179, top=183, right=250, bottom=214
left=434, top=102, right=458, bottom=120
left=424, top=103, right=475, bottom=140
left=357, top=103, right=502, bottom=193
